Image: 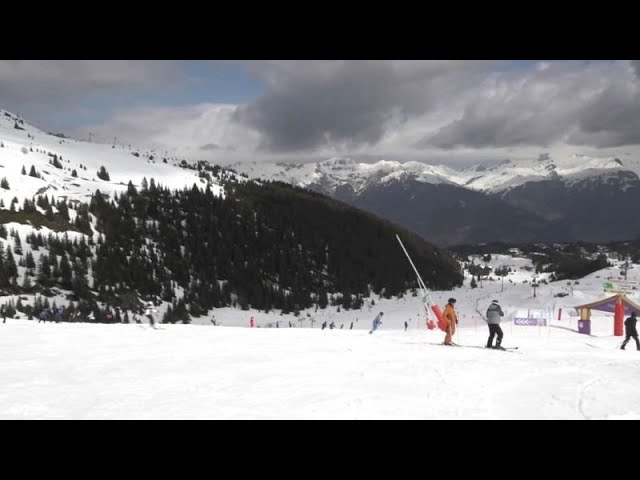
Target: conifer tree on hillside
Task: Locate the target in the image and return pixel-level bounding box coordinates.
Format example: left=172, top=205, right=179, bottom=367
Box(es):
left=97, top=166, right=110, bottom=181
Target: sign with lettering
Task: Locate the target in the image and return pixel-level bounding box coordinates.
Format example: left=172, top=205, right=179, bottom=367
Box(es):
left=603, top=279, right=636, bottom=293
left=513, top=317, right=547, bottom=326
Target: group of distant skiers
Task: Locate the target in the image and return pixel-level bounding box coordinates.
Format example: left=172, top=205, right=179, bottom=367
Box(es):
left=321, top=321, right=354, bottom=330
left=14, top=301, right=159, bottom=327
left=37, top=306, right=68, bottom=323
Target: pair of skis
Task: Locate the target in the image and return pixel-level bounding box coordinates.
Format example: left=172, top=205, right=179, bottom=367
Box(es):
left=427, top=341, right=518, bottom=351
left=444, top=343, right=519, bottom=351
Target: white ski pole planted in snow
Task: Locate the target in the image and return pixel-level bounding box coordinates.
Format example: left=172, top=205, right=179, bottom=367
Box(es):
left=396, top=235, right=442, bottom=330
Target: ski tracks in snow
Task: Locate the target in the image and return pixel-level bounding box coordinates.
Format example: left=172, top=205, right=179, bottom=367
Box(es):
left=576, top=376, right=602, bottom=420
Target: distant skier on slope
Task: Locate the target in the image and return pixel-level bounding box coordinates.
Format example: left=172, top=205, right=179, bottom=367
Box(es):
left=621, top=311, right=640, bottom=350
left=404, top=320, right=409, bottom=331
left=145, top=301, right=157, bottom=329
left=443, top=298, right=457, bottom=346
left=485, top=300, right=505, bottom=350
left=38, top=310, right=49, bottom=323
left=369, top=312, right=383, bottom=334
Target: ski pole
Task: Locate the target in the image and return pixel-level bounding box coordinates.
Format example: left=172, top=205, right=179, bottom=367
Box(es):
left=396, top=235, right=428, bottom=294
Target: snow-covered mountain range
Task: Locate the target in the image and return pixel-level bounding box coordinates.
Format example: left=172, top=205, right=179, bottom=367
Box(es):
left=228, top=154, right=640, bottom=245
left=228, top=153, right=639, bottom=195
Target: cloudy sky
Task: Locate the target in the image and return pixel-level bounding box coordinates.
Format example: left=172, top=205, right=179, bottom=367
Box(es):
left=1, top=60, right=639, bottom=166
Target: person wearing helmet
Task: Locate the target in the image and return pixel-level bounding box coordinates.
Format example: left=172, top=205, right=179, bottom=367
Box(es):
left=145, top=301, right=157, bottom=329
left=369, top=312, right=383, bottom=334
left=443, top=298, right=457, bottom=345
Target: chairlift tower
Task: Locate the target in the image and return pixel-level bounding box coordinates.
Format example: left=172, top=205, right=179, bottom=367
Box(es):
left=532, top=277, right=539, bottom=298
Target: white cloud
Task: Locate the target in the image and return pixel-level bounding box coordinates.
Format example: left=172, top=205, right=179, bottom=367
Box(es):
left=77, top=103, right=263, bottom=160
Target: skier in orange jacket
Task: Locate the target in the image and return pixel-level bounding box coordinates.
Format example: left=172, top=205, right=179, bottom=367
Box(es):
left=443, top=298, right=458, bottom=345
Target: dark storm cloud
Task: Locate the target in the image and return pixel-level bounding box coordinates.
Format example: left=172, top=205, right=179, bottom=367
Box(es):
left=233, top=60, right=496, bottom=152
left=424, top=61, right=640, bottom=150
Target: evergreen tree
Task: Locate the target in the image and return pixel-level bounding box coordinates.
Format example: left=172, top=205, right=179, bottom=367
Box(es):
left=127, top=180, right=137, bottom=196
left=60, top=254, right=72, bottom=289
left=318, top=288, right=328, bottom=309
left=38, top=254, right=51, bottom=286
left=57, top=201, right=70, bottom=222
left=50, top=155, right=63, bottom=169
left=97, top=166, right=110, bottom=181
left=13, top=234, right=22, bottom=255
left=25, top=251, right=35, bottom=270
left=4, top=245, right=17, bottom=280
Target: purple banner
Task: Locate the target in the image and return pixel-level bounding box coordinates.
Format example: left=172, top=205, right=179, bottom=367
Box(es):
left=589, top=302, right=640, bottom=316
left=578, top=320, right=591, bottom=335
left=513, top=317, right=548, bottom=326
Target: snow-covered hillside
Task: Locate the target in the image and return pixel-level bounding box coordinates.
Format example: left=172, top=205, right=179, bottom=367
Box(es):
left=4, top=249, right=639, bottom=419
left=0, top=109, right=224, bottom=209
left=1, top=303, right=638, bottom=419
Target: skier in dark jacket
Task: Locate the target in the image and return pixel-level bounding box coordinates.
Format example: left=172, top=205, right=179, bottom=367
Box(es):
left=486, top=300, right=505, bottom=350
left=621, top=311, right=640, bottom=350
